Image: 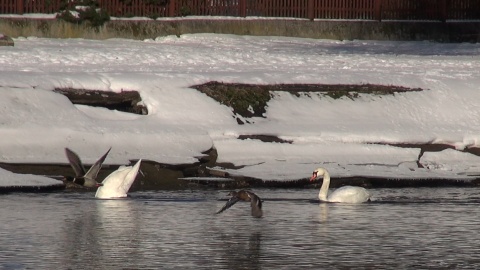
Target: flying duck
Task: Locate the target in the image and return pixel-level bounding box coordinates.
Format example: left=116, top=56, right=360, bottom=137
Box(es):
left=216, top=190, right=263, bottom=218
left=64, top=147, right=111, bottom=188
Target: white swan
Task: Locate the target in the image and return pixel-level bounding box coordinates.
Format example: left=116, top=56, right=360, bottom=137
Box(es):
left=310, top=167, right=371, bottom=203
left=95, top=159, right=142, bottom=199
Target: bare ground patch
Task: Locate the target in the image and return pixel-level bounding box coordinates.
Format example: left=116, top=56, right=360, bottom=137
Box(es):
left=53, top=88, right=148, bottom=115
left=192, top=81, right=423, bottom=121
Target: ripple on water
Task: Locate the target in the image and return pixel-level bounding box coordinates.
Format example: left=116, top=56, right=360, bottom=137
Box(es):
left=1, top=188, right=480, bottom=269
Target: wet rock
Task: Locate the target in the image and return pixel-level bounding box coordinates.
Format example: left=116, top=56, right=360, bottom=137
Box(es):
left=0, top=34, right=14, bottom=46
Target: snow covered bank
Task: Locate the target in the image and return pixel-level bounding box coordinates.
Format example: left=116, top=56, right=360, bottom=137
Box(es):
left=0, top=167, right=64, bottom=191
left=1, top=34, right=480, bottom=188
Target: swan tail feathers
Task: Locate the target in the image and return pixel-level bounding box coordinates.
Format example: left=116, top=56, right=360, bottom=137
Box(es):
left=120, top=159, right=142, bottom=193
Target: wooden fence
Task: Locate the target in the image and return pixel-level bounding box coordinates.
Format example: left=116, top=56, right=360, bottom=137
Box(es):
left=1, top=0, right=479, bottom=21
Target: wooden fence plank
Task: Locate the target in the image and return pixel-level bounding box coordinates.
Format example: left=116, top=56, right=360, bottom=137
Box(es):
left=0, top=0, right=479, bottom=21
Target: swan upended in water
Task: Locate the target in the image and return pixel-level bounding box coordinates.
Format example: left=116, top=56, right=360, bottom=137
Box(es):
left=310, top=167, right=371, bottom=203
left=95, top=159, right=142, bottom=199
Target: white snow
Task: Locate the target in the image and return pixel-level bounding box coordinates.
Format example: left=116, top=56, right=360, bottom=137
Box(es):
left=1, top=33, right=480, bottom=186
left=0, top=167, right=61, bottom=187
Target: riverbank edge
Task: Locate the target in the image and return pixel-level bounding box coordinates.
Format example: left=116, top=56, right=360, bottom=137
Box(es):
left=0, top=18, right=479, bottom=42
left=2, top=159, right=480, bottom=193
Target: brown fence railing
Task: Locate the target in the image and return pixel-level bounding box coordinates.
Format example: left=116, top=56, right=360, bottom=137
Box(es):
left=1, top=0, right=479, bottom=21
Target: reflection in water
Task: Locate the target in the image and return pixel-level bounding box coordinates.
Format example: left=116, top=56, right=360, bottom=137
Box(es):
left=60, top=197, right=180, bottom=269
left=60, top=203, right=102, bottom=268
left=95, top=199, right=145, bottom=266
left=213, top=231, right=262, bottom=270
left=317, top=203, right=328, bottom=223
left=2, top=188, right=480, bottom=268
left=59, top=199, right=142, bottom=268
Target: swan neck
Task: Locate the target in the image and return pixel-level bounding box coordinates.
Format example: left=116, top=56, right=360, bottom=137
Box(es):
left=319, top=171, right=330, bottom=201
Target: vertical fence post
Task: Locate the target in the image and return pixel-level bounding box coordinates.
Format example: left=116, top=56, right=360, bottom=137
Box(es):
left=239, top=0, right=246, bottom=17
left=374, top=0, right=381, bottom=21
left=439, top=0, right=447, bottom=22
left=168, top=0, right=176, bottom=17
left=17, top=0, right=24, bottom=15
left=373, top=0, right=382, bottom=22
left=307, top=0, right=314, bottom=21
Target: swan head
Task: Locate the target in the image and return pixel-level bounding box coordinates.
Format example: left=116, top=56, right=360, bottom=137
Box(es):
left=310, top=167, right=328, bottom=182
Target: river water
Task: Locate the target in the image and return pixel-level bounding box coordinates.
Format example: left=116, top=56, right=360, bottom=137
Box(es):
left=1, top=187, right=480, bottom=269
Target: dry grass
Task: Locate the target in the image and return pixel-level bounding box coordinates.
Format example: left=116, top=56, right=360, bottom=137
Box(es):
left=192, top=81, right=424, bottom=119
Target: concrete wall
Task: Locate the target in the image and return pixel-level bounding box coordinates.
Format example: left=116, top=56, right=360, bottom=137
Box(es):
left=0, top=18, right=479, bottom=42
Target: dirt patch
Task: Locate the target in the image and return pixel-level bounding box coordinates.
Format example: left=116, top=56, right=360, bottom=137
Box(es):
left=192, top=81, right=423, bottom=119
left=192, top=81, right=271, bottom=119
left=53, top=88, right=148, bottom=115
left=238, top=135, right=293, bottom=144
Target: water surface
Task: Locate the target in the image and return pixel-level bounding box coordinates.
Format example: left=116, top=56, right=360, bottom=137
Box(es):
left=1, top=187, right=480, bottom=269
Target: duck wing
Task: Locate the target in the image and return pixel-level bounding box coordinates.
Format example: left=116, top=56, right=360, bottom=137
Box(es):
left=65, top=147, right=86, bottom=177
left=216, top=196, right=240, bottom=214
left=84, top=147, right=111, bottom=181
